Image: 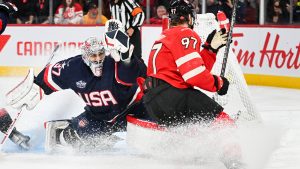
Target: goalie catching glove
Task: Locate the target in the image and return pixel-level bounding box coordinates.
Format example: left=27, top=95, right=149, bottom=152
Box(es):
left=103, top=29, right=134, bottom=63
left=203, top=28, right=228, bottom=53
left=5, top=68, right=43, bottom=110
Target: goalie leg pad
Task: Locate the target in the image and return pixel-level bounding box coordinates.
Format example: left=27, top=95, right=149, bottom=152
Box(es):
left=45, top=120, right=83, bottom=153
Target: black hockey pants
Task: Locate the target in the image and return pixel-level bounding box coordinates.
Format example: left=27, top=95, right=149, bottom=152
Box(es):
left=142, top=77, right=224, bottom=126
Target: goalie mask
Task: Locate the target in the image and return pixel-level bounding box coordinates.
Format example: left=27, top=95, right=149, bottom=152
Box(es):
left=81, top=37, right=106, bottom=77
left=169, top=0, right=195, bottom=28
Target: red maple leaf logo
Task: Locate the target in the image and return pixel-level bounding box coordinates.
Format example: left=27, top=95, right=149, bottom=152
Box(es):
left=0, top=35, right=11, bottom=53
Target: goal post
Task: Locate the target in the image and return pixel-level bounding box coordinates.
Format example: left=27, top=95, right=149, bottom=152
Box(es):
left=193, top=13, right=262, bottom=123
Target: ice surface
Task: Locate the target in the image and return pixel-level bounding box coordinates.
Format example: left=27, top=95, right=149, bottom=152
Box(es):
left=0, top=77, right=300, bottom=169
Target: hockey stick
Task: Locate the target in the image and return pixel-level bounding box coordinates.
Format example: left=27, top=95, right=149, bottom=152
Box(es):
left=109, top=100, right=142, bottom=129
left=45, top=43, right=61, bottom=67
left=0, top=110, right=22, bottom=145
left=220, top=0, right=238, bottom=76
left=0, top=44, right=61, bottom=149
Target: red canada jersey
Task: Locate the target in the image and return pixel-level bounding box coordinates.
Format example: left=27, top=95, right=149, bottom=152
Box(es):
left=147, top=26, right=218, bottom=92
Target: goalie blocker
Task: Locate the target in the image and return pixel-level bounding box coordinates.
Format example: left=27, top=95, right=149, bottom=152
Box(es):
left=6, top=68, right=44, bottom=111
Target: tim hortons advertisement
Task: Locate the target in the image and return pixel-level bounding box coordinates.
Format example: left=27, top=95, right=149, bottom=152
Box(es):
left=232, top=27, right=300, bottom=78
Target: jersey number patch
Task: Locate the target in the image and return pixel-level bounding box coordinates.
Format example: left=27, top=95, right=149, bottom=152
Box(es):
left=52, top=63, right=63, bottom=76
left=151, top=43, right=162, bottom=74
left=181, top=37, right=198, bottom=49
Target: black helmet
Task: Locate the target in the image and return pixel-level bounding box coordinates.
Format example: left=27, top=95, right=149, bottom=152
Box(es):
left=168, top=0, right=195, bottom=27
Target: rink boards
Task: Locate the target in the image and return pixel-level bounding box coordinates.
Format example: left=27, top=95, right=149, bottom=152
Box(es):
left=0, top=25, right=299, bottom=89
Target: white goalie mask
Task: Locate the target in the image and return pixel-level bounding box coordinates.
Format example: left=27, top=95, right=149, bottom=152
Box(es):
left=81, top=37, right=106, bottom=77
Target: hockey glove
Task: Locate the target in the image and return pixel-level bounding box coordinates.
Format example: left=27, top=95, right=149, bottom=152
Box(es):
left=104, top=29, right=130, bottom=53
left=103, top=29, right=133, bottom=63
left=213, top=75, right=229, bottom=96
left=6, top=68, right=44, bottom=110
left=203, top=28, right=228, bottom=53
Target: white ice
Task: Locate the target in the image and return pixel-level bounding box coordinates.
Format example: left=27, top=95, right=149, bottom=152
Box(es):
left=0, top=77, right=299, bottom=169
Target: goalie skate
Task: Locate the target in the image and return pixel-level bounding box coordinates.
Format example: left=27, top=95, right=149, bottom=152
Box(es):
left=9, top=128, right=30, bottom=150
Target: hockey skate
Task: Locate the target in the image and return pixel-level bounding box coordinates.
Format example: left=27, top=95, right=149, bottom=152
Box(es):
left=0, top=108, right=30, bottom=150
left=9, top=128, right=30, bottom=150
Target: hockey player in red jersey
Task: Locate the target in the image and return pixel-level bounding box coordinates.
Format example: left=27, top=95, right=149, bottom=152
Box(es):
left=143, top=0, right=232, bottom=127
left=142, top=1, right=244, bottom=168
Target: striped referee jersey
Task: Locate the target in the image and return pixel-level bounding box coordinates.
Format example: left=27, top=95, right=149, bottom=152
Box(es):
left=110, top=0, right=145, bottom=30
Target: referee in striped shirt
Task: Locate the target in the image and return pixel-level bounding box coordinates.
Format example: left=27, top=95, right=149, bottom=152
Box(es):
left=110, top=0, right=145, bottom=59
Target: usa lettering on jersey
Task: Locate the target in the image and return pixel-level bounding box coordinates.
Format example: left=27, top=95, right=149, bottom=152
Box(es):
left=78, top=90, right=118, bottom=107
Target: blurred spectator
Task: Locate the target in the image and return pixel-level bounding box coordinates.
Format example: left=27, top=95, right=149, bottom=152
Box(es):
left=207, top=0, right=246, bottom=24
left=33, top=0, right=62, bottom=24
left=267, top=0, right=290, bottom=24
left=207, top=0, right=219, bottom=14
left=33, top=0, right=49, bottom=24
left=80, top=2, right=108, bottom=24
left=189, top=0, right=201, bottom=14
left=78, top=0, right=93, bottom=14
left=102, top=0, right=111, bottom=19
left=139, top=0, right=156, bottom=17
left=293, top=0, right=300, bottom=23
left=79, top=0, right=98, bottom=14
left=54, top=0, right=83, bottom=24
left=149, top=4, right=167, bottom=24
left=78, top=0, right=111, bottom=19
left=244, top=0, right=258, bottom=24
left=9, top=0, right=35, bottom=24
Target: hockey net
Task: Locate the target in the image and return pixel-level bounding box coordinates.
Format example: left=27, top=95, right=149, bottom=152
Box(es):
left=193, top=13, right=261, bottom=123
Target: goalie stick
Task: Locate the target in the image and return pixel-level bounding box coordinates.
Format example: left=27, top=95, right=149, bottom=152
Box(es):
left=109, top=100, right=142, bottom=129
left=0, top=44, right=61, bottom=150
left=220, top=0, right=238, bottom=77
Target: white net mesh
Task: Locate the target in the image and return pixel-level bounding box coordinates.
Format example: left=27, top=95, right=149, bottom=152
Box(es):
left=193, top=13, right=262, bottom=123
